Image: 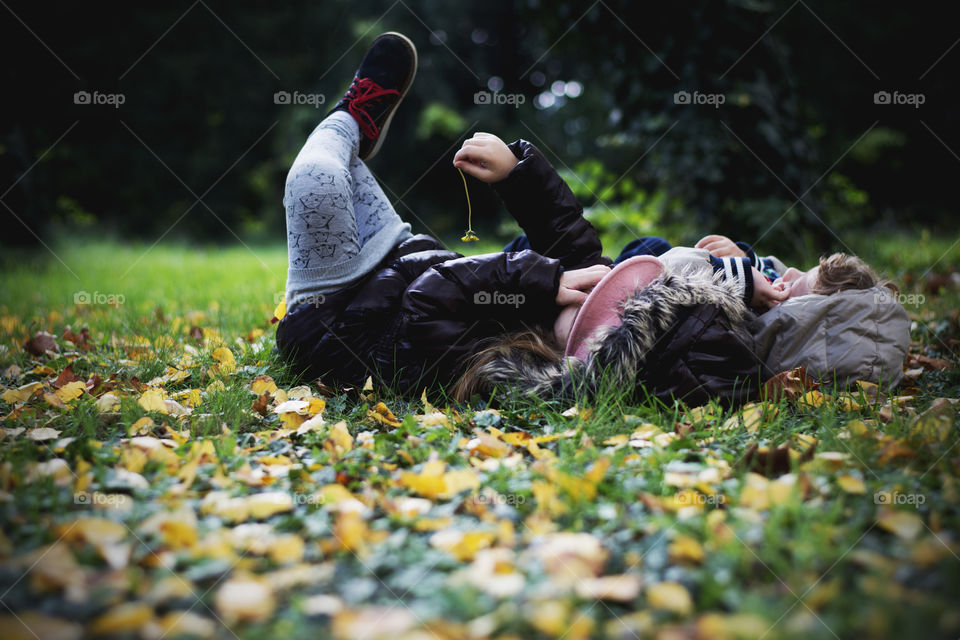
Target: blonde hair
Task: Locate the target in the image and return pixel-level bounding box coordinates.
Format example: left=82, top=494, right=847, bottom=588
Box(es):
left=452, top=327, right=562, bottom=403
left=813, top=252, right=887, bottom=294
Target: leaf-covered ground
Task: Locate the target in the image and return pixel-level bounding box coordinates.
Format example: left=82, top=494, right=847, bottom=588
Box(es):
left=1, top=239, right=959, bottom=640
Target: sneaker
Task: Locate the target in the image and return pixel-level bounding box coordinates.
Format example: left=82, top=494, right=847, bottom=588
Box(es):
left=331, top=32, right=418, bottom=160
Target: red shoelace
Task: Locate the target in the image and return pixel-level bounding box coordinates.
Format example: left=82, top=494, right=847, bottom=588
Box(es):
left=343, top=77, right=400, bottom=140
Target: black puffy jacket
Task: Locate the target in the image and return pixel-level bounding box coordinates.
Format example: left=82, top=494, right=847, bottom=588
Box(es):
left=276, top=140, right=610, bottom=392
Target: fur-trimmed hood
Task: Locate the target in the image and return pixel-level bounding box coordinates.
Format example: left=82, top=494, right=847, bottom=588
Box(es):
left=475, top=265, right=767, bottom=405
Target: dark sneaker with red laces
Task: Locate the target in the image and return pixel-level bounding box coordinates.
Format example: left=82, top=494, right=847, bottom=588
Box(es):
left=331, top=32, right=417, bottom=160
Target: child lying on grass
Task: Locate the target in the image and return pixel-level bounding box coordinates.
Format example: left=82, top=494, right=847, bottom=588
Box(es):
left=275, top=31, right=903, bottom=407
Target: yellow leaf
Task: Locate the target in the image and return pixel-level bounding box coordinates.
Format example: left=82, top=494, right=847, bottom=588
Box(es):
left=400, top=470, right=447, bottom=500
left=269, top=534, right=305, bottom=564
left=846, top=419, right=872, bottom=437
left=90, top=602, right=153, bottom=634
left=877, top=509, right=923, bottom=540
left=440, top=468, right=480, bottom=498
left=56, top=380, right=86, bottom=403
left=836, top=474, right=866, bottom=494
left=430, top=529, right=495, bottom=561
left=62, top=517, right=127, bottom=544
left=210, top=346, right=236, bottom=375
left=367, top=401, right=401, bottom=428
left=325, top=420, right=353, bottom=455
left=172, top=388, right=202, bottom=408
left=800, top=390, right=826, bottom=407
left=247, top=491, right=295, bottom=519
left=646, top=581, right=693, bottom=615
left=154, top=611, right=216, bottom=638
left=128, top=416, right=155, bottom=436
left=528, top=600, right=572, bottom=636
left=161, top=520, right=197, bottom=549
left=3, top=381, right=44, bottom=404
left=279, top=412, right=306, bottom=428
left=138, top=388, right=168, bottom=413
left=334, top=512, right=370, bottom=553
left=531, top=481, right=568, bottom=516
left=307, top=397, right=326, bottom=416
left=668, top=535, right=705, bottom=564
left=836, top=395, right=862, bottom=411
left=272, top=298, right=287, bottom=322
left=250, top=375, right=278, bottom=395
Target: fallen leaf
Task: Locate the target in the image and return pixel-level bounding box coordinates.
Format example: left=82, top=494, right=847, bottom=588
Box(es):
left=836, top=474, right=867, bottom=494
left=367, top=402, right=401, bottom=428
left=24, top=331, right=59, bottom=356
left=646, top=581, right=693, bottom=615
left=138, top=388, right=167, bottom=413
left=763, top=367, right=819, bottom=402
left=877, top=509, right=923, bottom=540
left=215, top=576, right=275, bottom=623
left=26, top=427, right=61, bottom=442
left=90, top=602, right=153, bottom=634
left=575, top=574, right=642, bottom=601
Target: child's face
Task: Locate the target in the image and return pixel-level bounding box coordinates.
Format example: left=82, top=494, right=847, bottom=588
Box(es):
left=778, top=266, right=820, bottom=297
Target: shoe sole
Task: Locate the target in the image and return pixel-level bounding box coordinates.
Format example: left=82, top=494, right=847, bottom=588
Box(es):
left=361, top=31, right=418, bottom=161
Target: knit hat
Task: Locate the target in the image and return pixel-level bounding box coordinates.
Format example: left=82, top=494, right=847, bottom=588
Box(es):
left=564, top=255, right=664, bottom=360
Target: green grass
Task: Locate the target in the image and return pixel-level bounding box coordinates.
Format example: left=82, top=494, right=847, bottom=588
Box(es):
left=0, top=236, right=958, bottom=640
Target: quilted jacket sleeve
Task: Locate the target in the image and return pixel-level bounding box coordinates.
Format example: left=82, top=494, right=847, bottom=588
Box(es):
left=492, top=140, right=611, bottom=270
left=402, top=249, right=561, bottom=331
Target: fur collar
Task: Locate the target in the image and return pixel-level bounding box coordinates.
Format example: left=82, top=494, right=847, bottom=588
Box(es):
left=477, top=265, right=752, bottom=400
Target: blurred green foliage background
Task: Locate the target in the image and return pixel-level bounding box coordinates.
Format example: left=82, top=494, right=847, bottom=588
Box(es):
left=2, top=0, right=956, bottom=263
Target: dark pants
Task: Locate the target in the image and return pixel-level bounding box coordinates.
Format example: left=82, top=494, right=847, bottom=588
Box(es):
left=503, top=235, right=673, bottom=264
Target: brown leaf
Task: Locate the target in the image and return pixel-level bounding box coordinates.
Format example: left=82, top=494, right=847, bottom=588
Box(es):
left=314, top=379, right=338, bottom=397
left=763, top=367, right=819, bottom=402
left=674, top=421, right=695, bottom=437
left=251, top=392, right=271, bottom=416
left=62, top=326, right=92, bottom=352
left=24, top=331, right=59, bottom=357
left=906, top=354, right=952, bottom=371
left=189, top=325, right=204, bottom=344
left=52, top=364, right=81, bottom=389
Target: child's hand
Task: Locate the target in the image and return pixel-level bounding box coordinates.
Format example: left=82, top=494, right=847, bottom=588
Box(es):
left=555, top=264, right=611, bottom=306
left=696, top=235, right=747, bottom=258
left=751, top=267, right=789, bottom=310
left=453, top=133, right=519, bottom=183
